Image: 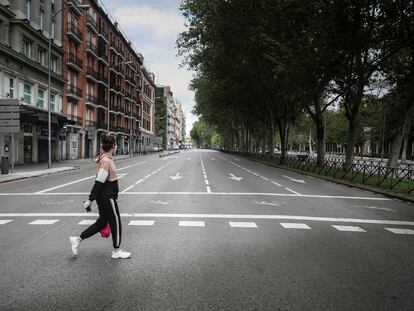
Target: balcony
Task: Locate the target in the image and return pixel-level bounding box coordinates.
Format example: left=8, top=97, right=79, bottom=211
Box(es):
left=98, top=49, right=108, bottom=65
left=85, top=120, right=97, bottom=128
left=68, top=0, right=83, bottom=15
left=68, top=115, right=83, bottom=126
left=67, top=53, right=83, bottom=72
left=66, top=84, right=82, bottom=100
left=109, top=41, right=121, bottom=55
left=132, top=112, right=139, bottom=119
left=86, top=41, right=99, bottom=58
left=97, top=122, right=108, bottom=130
left=99, top=28, right=109, bottom=43
left=96, top=98, right=108, bottom=110
left=110, top=84, right=121, bottom=94
left=86, top=95, right=99, bottom=107
left=109, top=104, right=119, bottom=113
left=86, top=15, right=98, bottom=34
left=86, top=68, right=99, bottom=82
left=67, top=23, right=82, bottom=43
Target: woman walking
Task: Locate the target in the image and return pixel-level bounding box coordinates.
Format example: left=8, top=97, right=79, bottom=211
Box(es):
left=70, top=134, right=131, bottom=259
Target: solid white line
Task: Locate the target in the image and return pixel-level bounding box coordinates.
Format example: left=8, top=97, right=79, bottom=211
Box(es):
left=229, top=221, right=258, bottom=228
left=29, top=219, right=59, bottom=225
left=78, top=220, right=95, bottom=225
left=35, top=175, right=95, bottom=194
left=2, top=213, right=412, bottom=226
left=129, top=220, right=155, bottom=226
left=280, top=223, right=311, bottom=229
left=122, top=185, right=135, bottom=193
left=285, top=187, right=301, bottom=195
left=0, top=220, right=13, bottom=225
left=179, top=221, right=205, bottom=227
left=385, top=228, right=414, bottom=235
left=271, top=181, right=282, bottom=187
left=332, top=225, right=366, bottom=232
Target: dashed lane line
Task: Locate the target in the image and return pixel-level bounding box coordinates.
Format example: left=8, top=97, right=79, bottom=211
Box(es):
left=121, top=161, right=176, bottom=193
left=200, top=155, right=211, bottom=193
left=1, top=213, right=411, bottom=225
left=280, top=223, right=311, bottom=229
left=332, top=225, right=366, bottom=232
left=229, top=221, right=258, bottom=228
left=385, top=228, right=414, bottom=235
left=179, top=221, right=205, bottom=227
left=129, top=220, right=155, bottom=226
left=29, top=219, right=59, bottom=225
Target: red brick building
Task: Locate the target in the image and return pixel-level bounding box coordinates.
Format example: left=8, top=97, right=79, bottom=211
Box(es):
left=62, top=0, right=155, bottom=159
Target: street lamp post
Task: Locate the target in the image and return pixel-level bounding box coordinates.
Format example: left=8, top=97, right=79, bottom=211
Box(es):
left=48, top=2, right=89, bottom=169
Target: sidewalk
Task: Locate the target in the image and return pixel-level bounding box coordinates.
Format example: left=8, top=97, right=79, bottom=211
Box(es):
left=0, top=153, right=149, bottom=184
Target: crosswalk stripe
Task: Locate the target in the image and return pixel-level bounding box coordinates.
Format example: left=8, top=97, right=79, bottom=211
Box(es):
left=229, top=221, right=257, bottom=228
left=280, top=223, right=311, bottom=229
left=385, top=228, right=414, bottom=235
left=78, top=220, right=96, bottom=225
left=332, top=225, right=366, bottom=232
left=29, top=219, right=59, bottom=225
left=0, top=220, right=13, bottom=225
left=179, top=221, right=205, bottom=227
left=128, top=220, right=155, bottom=226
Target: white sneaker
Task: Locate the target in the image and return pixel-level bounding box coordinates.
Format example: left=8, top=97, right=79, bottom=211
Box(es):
left=70, top=236, right=81, bottom=256
left=111, top=249, right=131, bottom=259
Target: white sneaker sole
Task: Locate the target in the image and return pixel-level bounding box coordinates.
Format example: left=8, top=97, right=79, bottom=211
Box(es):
left=69, top=237, right=79, bottom=256
left=111, top=253, right=131, bottom=259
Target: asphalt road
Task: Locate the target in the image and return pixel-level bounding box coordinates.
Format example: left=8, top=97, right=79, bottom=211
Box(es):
left=0, top=149, right=413, bottom=311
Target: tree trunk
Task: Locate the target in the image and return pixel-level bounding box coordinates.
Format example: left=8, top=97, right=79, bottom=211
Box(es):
left=345, top=119, right=358, bottom=169
left=401, top=120, right=410, bottom=162
left=315, top=120, right=326, bottom=166
left=388, top=112, right=410, bottom=168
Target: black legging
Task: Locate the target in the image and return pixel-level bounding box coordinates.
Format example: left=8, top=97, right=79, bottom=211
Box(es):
left=80, top=198, right=122, bottom=248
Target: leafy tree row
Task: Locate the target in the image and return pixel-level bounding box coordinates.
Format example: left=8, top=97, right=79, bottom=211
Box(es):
left=178, top=0, right=414, bottom=167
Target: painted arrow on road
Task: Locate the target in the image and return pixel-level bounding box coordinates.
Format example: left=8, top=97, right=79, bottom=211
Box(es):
left=228, top=173, right=243, bottom=181
left=169, top=173, right=183, bottom=180
left=282, top=175, right=305, bottom=183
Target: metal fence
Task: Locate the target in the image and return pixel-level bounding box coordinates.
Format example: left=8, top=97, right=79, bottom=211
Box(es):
left=232, top=152, right=414, bottom=195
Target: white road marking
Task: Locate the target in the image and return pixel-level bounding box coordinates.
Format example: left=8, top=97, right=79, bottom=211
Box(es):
left=271, top=181, right=282, bottom=187
left=354, top=205, right=396, bottom=212
left=332, top=225, right=366, bottom=232
left=229, top=221, right=258, bottom=228
left=121, top=161, right=175, bottom=193
left=29, top=219, right=59, bottom=225
left=35, top=176, right=95, bottom=194
left=385, top=228, right=414, bottom=235
left=280, top=223, right=311, bottom=229
left=211, top=158, right=215, bottom=160
left=229, top=173, right=243, bottom=181
left=285, top=188, right=301, bottom=195
left=170, top=173, right=183, bottom=180
left=129, top=220, right=155, bottom=226
left=78, top=220, right=95, bottom=225
left=118, top=161, right=147, bottom=171
left=0, top=220, right=13, bottom=225
left=255, top=201, right=281, bottom=207
left=41, top=199, right=74, bottom=205
left=179, top=221, right=205, bottom=227
left=35, top=161, right=147, bottom=194
left=1, top=213, right=413, bottom=226
left=117, top=173, right=128, bottom=179
left=200, top=155, right=212, bottom=193
left=282, top=175, right=306, bottom=184
left=150, top=200, right=169, bottom=205
left=0, top=192, right=392, bottom=201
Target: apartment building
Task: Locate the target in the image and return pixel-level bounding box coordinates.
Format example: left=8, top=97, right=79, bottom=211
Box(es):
left=0, top=0, right=65, bottom=164
left=62, top=0, right=155, bottom=159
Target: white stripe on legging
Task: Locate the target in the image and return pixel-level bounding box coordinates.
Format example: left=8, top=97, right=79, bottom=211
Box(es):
left=109, top=199, right=120, bottom=247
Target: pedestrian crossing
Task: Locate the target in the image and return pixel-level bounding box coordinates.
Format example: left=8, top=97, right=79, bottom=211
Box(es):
left=0, top=218, right=413, bottom=235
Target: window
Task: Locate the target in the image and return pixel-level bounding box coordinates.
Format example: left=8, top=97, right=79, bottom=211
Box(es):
left=22, top=39, right=32, bottom=58
left=51, top=94, right=56, bottom=112
left=25, top=0, right=31, bottom=21
left=23, top=84, right=32, bottom=105
left=37, top=89, right=45, bottom=108
left=51, top=56, right=58, bottom=73
left=9, top=78, right=14, bottom=98
left=39, top=9, right=44, bottom=30
left=37, top=48, right=45, bottom=66
left=51, top=0, right=55, bottom=12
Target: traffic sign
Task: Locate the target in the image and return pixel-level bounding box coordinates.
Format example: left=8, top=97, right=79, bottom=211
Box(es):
left=0, top=99, right=20, bottom=133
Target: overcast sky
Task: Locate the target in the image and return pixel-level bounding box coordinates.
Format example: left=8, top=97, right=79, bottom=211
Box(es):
left=101, top=0, right=196, bottom=134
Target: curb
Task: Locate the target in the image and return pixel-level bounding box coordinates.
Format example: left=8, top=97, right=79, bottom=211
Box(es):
left=0, top=167, right=80, bottom=184
left=243, top=156, right=414, bottom=204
